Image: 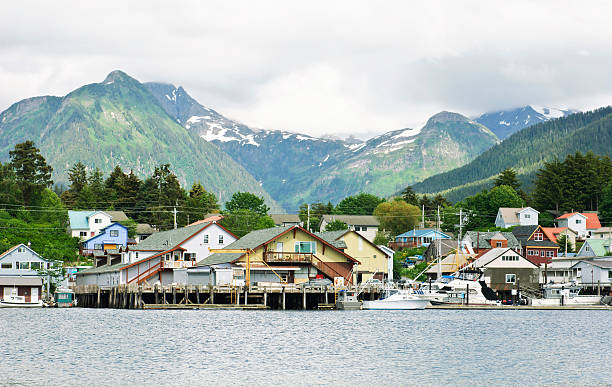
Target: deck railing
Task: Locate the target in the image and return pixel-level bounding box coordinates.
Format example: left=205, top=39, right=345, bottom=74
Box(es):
left=263, top=252, right=313, bottom=263
left=162, top=260, right=197, bottom=269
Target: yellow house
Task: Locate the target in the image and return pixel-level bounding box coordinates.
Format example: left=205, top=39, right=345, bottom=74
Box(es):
left=316, top=230, right=389, bottom=284
left=197, top=225, right=360, bottom=285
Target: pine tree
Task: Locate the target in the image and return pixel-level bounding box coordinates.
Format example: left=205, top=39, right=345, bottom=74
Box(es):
left=9, top=141, right=53, bottom=206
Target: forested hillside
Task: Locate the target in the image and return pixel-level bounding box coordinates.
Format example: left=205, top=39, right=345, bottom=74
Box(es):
left=413, top=107, right=612, bottom=202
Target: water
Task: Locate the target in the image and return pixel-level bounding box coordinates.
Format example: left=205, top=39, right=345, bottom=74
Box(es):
left=1, top=309, right=610, bottom=386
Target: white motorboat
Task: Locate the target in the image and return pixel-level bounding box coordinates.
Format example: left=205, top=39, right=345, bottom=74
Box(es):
left=413, top=273, right=501, bottom=306
left=530, top=282, right=603, bottom=306
left=0, top=289, right=44, bottom=308
left=363, top=288, right=430, bottom=310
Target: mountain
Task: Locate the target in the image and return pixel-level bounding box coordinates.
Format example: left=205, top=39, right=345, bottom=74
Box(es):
left=0, top=71, right=278, bottom=206
left=413, top=107, right=612, bottom=202
left=146, top=82, right=501, bottom=211
left=476, top=105, right=576, bottom=140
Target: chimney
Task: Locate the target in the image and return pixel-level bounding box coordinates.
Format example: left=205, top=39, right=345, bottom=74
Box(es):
left=27, top=241, right=31, bottom=247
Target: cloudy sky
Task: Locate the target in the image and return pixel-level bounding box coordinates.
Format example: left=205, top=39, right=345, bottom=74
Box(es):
left=1, top=1, right=612, bottom=137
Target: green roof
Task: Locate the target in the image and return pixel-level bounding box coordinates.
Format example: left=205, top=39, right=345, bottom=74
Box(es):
left=76, top=262, right=129, bottom=275
left=582, top=239, right=611, bottom=256
left=315, top=230, right=348, bottom=249
left=133, top=222, right=211, bottom=251
left=198, top=226, right=293, bottom=266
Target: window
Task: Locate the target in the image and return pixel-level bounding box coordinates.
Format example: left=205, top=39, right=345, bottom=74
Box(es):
left=184, top=253, right=197, bottom=261
left=576, top=219, right=582, bottom=224
left=110, top=230, right=119, bottom=237
left=19, top=262, right=29, bottom=270
left=30, top=262, right=41, bottom=270
left=203, top=234, right=209, bottom=244
left=577, top=268, right=582, bottom=277
left=608, top=271, right=612, bottom=279
left=496, top=242, right=502, bottom=247
left=540, top=251, right=545, bottom=257
left=17, top=247, right=25, bottom=252
left=94, top=244, right=103, bottom=250
left=505, top=274, right=516, bottom=284
left=546, top=251, right=554, bottom=257
left=524, top=214, right=530, bottom=219
left=80, top=231, right=87, bottom=237
left=218, top=235, right=224, bottom=244
left=586, top=246, right=590, bottom=252
left=1, top=263, right=12, bottom=269
left=534, top=233, right=543, bottom=241
left=295, top=241, right=316, bottom=254
left=361, top=226, right=367, bottom=231
left=135, top=252, right=139, bottom=259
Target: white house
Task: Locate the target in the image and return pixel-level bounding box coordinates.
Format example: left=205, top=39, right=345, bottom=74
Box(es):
left=68, top=210, right=113, bottom=239
left=319, top=215, right=379, bottom=242
left=494, top=207, right=539, bottom=229
left=571, top=259, right=612, bottom=287
left=556, top=212, right=602, bottom=239
left=76, top=221, right=238, bottom=287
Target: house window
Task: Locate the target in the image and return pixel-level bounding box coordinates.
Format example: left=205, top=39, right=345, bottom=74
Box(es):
left=608, top=271, right=612, bottom=279
left=184, top=253, right=197, bottom=261
left=585, top=246, right=590, bottom=252
left=135, top=252, right=139, bottom=259
left=576, top=219, right=582, bottom=224
left=30, top=262, right=41, bottom=270
left=496, top=242, right=502, bottom=248
left=94, top=244, right=103, bottom=250
left=505, top=274, right=516, bottom=284
left=361, top=226, right=367, bottom=231
left=19, top=262, right=29, bottom=270
left=110, top=230, right=119, bottom=237
left=534, top=233, right=543, bottom=241
left=203, top=234, right=209, bottom=244
left=80, top=231, right=87, bottom=237
left=1, top=263, right=12, bottom=269
left=17, top=247, right=25, bottom=252
left=219, top=235, right=224, bottom=244
left=546, top=251, right=554, bottom=257
left=295, top=241, right=316, bottom=254
left=95, top=218, right=102, bottom=223
left=540, top=251, right=545, bottom=257
left=524, top=214, right=530, bottom=219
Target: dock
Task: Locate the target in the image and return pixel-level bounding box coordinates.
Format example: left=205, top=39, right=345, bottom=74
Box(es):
left=73, top=284, right=383, bottom=310
left=426, top=304, right=612, bottom=310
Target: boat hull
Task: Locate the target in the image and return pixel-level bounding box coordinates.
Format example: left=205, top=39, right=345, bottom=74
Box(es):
left=0, top=300, right=44, bottom=308
left=363, top=299, right=429, bottom=310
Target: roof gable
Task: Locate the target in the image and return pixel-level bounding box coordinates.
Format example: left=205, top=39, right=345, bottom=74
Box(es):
left=580, top=239, right=611, bottom=256
left=465, top=231, right=520, bottom=249
left=133, top=222, right=216, bottom=251
left=396, top=229, right=450, bottom=238
left=68, top=210, right=112, bottom=229
left=320, top=215, right=379, bottom=226
left=0, top=243, right=46, bottom=262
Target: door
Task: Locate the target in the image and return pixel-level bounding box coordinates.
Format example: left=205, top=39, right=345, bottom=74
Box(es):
left=3, top=287, right=12, bottom=300
left=31, top=287, right=39, bottom=303
left=276, top=242, right=283, bottom=260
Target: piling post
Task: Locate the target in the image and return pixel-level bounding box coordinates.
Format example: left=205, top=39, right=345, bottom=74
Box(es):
left=598, top=281, right=601, bottom=296
left=244, top=288, right=248, bottom=305
left=123, top=286, right=128, bottom=309
left=138, top=286, right=143, bottom=308
left=237, top=286, right=241, bottom=305
left=172, top=286, right=177, bottom=305
left=466, top=284, right=469, bottom=305
left=302, top=287, right=307, bottom=310
left=162, top=285, right=166, bottom=304
left=263, top=288, right=267, bottom=307
left=211, top=286, right=215, bottom=304
left=325, top=286, right=328, bottom=304
left=196, top=285, right=200, bottom=304
left=282, top=286, right=286, bottom=310
left=154, top=285, right=159, bottom=305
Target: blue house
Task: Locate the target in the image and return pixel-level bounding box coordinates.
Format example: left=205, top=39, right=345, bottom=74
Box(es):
left=82, top=223, right=129, bottom=251
left=391, top=229, right=451, bottom=250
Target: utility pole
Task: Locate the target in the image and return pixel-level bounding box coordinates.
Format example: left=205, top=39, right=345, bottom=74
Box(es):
left=437, top=206, right=442, bottom=280
left=422, top=205, right=425, bottom=229
left=458, top=208, right=464, bottom=242
left=173, top=206, right=177, bottom=230
left=307, top=204, right=311, bottom=233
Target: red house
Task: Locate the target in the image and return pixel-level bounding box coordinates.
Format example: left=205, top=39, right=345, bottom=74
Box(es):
left=512, top=225, right=559, bottom=265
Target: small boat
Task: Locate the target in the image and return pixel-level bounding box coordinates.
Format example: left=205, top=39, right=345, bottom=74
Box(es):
left=336, top=290, right=362, bottom=310
left=0, top=288, right=44, bottom=308
left=530, top=282, right=603, bottom=306
left=363, top=287, right=429, bottom=310
left=54, top=288, right=76, bottom=308
left=414, top=272, right=501, bottom=306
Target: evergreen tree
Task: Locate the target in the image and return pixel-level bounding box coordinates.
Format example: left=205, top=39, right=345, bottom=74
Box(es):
left=324, top=220, right=348, bottom=231
left=401, top=186, right=419, bottom=206
left=225, top=192, right=269, bottom=216
left=600, top=182, right=612, bottom=226
left=88, top=168, right=106, bottom=206
left=298, top=202, right=333, bottom=231
left=334, top=193, right=385, bottom=215
left=9, top=141, right=53, bottom=206
left=494, top=168, right=521, bottom=192
left=62, top=162, right=88, bottom=207
left=0, top=162, right=22, bottom=210
left=184, top=182, right=219, bottom=223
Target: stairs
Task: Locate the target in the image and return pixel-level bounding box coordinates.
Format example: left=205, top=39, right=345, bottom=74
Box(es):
left=311, top=255, right=352, bottom=285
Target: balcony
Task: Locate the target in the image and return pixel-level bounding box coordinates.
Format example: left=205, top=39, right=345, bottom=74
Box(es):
left=162, top=260, right=197, bottom=269
left=263, top=252, right=313, bottom=263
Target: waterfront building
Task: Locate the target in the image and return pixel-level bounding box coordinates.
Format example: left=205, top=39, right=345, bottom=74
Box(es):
left=512, top=225, right=559, bottom=265
left=76, top=221, right=237, bottom=287
left=81, top=223, right=129, bottom=254
left=570, top=258, right=612, bottom=288
left=0, top=244, right=54, bottom=301
left=0, top=276, right=43, bottom=303
left=192, top=225, right=360, bottom=287
left=316, top=229, right=390, bottom=283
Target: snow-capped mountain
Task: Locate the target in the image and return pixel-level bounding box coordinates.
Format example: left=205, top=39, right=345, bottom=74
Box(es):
left=146, top=83, right=499, bottom=210
left=476, top=105, right=577, bottom=140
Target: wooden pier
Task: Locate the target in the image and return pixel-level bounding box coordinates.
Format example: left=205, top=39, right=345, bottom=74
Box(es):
left=73, top=284, right=383, bottom=310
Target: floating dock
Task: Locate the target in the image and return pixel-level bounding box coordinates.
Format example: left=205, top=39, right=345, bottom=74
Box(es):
left=426, top=304, right=612, bottom=310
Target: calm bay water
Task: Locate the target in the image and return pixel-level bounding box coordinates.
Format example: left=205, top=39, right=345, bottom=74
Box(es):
left=1, top=308, right=611, bottom=386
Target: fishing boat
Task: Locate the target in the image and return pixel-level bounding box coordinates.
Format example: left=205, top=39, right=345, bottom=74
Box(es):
left=0, top=288, right=44, bottom=308
left=336, top=289, right=362, bottom=310
left=362, top=286, right=429, bottom=310
left=413, top=272, right=501, bottom=306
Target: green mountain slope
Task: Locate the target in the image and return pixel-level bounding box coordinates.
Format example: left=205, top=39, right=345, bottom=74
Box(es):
left=0, top=71, right=278, bottom=206
left=413, top=107, right=612, bottom=202
left=296, top=112, right=499, bottom=207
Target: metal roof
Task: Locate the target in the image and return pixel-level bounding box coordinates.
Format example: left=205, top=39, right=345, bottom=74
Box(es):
left=320, top=215, right=379, bottom=226
left=0, top=276, right=43, bottom=286
left=464, top=231, right=520, bottom=249
left=76, top=263, right=129, bottom=275
left=133, top=222, right=212, bottom=251
left=396, top=229, right=450, bottom=238
left=315, top=230, right=349, bottom=249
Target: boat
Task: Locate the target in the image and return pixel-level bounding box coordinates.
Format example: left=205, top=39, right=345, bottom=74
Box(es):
left=362, top=286, right=430, bottom=310
left=336, top=289, right=362, bottom=310
left=54, top=288, right=76, bottom=308
left=530, top=282, right=603, bottom=306
left=413, top=272, right=501, bottom=306
left=0, top=288, right=44, bottom=308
